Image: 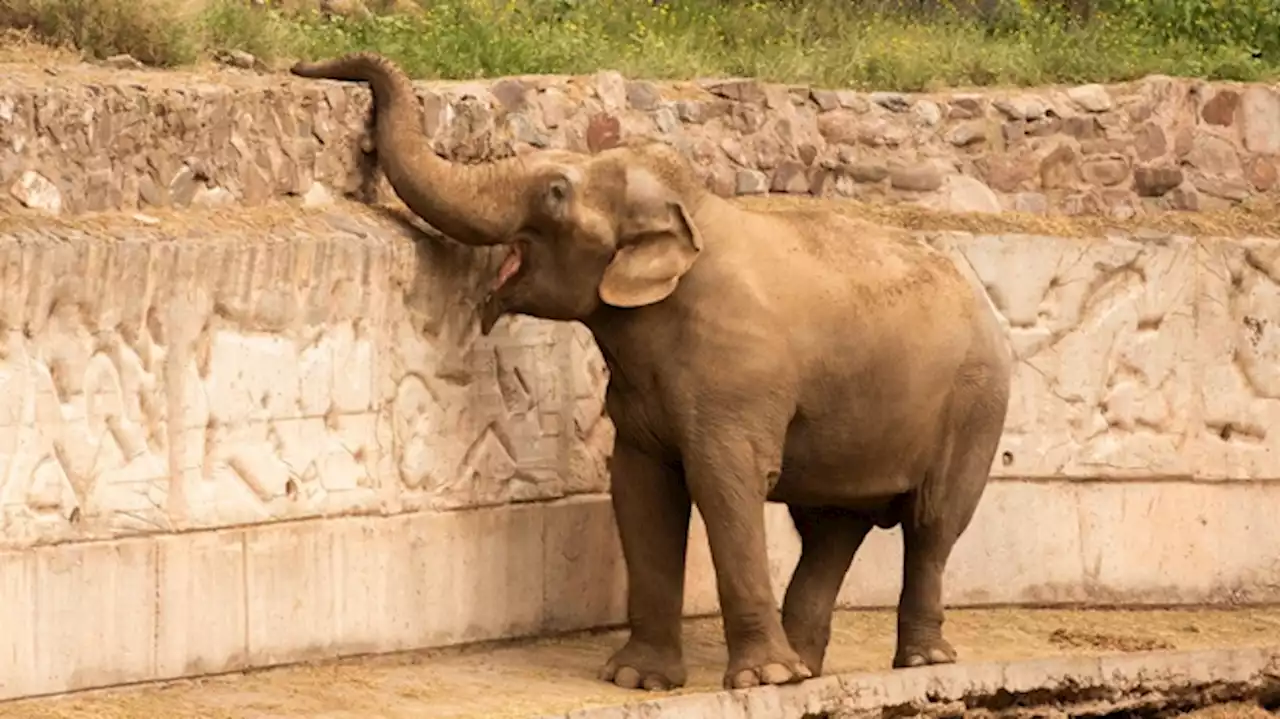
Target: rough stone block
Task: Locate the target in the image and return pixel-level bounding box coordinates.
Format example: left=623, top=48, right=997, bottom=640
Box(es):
left=542, top=497, right=627, bottom=632
left=0, top=538, right=157, bottom=698
left=154, top=530, right=248, bottom=678
left=0, top=547, right=36, bottom=699
left=1073, top=481, right=1280, bottom=602
left=242, top=505, right=546, bottom=667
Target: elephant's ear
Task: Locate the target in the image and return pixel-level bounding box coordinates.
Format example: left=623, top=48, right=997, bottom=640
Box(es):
left=598, top=172, right=703, bottom=308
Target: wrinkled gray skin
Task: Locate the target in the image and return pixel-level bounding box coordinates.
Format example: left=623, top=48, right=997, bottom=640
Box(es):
left=292, top=52, right=1013, bottom=692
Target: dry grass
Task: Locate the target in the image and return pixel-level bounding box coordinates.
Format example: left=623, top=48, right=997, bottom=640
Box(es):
left=0, top=27, right=79, bottom=64
left=3, top=195, right=1279, bottom=241
left=741, top=194, right=1280, bottom=239
left=0, top=0, right=214, bottom=66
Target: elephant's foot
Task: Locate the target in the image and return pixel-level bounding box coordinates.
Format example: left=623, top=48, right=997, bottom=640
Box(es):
left=600, top=640, right=686, bottom=691
left=724, top=639, right=813, bottom=690
left=892, top=628, right=957, bottom=669
left=781, top=618, right=830, bottom=677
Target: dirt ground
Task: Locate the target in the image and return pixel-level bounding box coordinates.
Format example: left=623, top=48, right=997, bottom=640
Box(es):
left=4, top=190, right=1280, bottom=245
left=3, top=607, right=1279, bottom=719
left=1177, top=705, right=1277, bottom=719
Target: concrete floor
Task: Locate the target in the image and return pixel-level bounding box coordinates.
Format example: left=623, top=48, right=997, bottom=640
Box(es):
left=4, top=606, right=1280, bottom=719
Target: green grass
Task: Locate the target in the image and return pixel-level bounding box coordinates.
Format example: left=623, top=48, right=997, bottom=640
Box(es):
left=2, top=0, right=1278, bottom=91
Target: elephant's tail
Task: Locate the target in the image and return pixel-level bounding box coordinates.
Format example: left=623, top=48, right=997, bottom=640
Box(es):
left=290, top=52, right=413, bottom=114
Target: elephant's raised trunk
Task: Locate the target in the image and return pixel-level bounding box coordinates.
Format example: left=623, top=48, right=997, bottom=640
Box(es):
left=291, top=52, right=528, bottom=246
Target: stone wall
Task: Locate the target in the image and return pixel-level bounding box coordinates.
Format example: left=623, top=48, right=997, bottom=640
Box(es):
left=2, top=64, right=1278, bottom=218
left=2, top=64, right=1280, bottom=701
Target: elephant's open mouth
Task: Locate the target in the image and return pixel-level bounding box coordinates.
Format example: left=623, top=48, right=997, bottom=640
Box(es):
left=492, top=243, right=524, bottom=292
left=480, top=241, right=526, bottom=335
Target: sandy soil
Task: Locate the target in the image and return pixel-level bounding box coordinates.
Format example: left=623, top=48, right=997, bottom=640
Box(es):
left=1177, top=705, right=1278, bottom=719
left=3, top=607, right=1279, bottom=719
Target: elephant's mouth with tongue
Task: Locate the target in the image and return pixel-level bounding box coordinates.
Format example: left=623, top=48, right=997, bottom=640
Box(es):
left=480, top=242, right=524, bottom=335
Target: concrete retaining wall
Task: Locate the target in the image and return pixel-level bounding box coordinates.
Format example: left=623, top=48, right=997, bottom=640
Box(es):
left=2, top=204, right=1279, bottom=700
left=2, top=63, right=1280, bottom=701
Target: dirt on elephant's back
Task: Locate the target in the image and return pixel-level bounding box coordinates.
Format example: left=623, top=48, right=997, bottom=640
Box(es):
left=4, top=607, right=1280, bottom=719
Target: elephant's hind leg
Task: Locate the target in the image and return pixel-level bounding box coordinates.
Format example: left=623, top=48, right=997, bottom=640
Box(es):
left=894, top=394, right=1006, bottom=669
left=781, top=506, right=873, bottom=676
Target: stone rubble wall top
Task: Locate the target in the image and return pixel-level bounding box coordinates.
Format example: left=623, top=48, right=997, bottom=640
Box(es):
left=2, top=61, right=1278, bottom=219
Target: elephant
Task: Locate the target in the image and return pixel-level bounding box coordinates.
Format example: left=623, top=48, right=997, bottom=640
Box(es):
left=291, top=52, right=1014, bottom=692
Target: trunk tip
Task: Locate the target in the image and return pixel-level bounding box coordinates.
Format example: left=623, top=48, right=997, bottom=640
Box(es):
left=289, top=60, right=321, bottom=78
left=288, top=52, right=408, bottom=84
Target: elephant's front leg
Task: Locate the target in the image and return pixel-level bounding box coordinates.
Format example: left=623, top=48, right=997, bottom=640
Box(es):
left=600, top=440, right=692, bottom=691
left=685, top=432, right=812, bottom=690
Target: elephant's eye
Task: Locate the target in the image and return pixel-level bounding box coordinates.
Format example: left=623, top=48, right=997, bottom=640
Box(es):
left=548, top=178, right=571, bottom=202
left=541, top=176, right=574, bottom=218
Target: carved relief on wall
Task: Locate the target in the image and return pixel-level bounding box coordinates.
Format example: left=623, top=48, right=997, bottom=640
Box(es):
left=0, top=239, right=171, bottom=545
left=153, top=238, right=389, bottom=532
left=382, top=235, right=610, bottom=511
left=565, top=323, right=613, bottom=496
left=932, top=233, right=1197, bottom=479
left=0, top=210, right=617, bottom=546
left=0, top=227, right=397, bottom=547
left=1195, top=238, right=1280, bottom=480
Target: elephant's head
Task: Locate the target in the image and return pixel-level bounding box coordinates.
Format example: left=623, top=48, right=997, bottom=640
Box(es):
left=291, top=53, right=707, bottom=335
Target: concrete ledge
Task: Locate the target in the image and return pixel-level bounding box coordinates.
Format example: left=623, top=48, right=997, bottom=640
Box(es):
left=5, top=480, right=1280, bottom=701
left=537, top=646, right=1280, bottom=719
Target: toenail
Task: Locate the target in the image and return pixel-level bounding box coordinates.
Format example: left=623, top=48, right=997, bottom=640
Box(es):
left=642, top=676, right=667, bottom=691
left=613, top=666, right=641, bottom=688
left=760, top=663, right=793, bottom=684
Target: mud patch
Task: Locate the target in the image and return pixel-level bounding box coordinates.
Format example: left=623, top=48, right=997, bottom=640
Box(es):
left=1048, top=627, right=1178, bottom=653
left=1176, top=702, right=1278, bottom=719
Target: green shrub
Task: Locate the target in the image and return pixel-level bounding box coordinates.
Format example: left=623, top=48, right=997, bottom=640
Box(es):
left=3, top=0, right=1277, bottom=88
left=1095, top=0, right=1280, bottom=58
left=2, top=0, right=202, bottom=65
